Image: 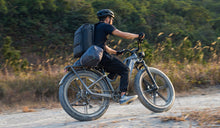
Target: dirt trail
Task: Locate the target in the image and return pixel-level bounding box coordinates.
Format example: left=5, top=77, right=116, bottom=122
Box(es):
left=0, top=91, right=219, bottom=128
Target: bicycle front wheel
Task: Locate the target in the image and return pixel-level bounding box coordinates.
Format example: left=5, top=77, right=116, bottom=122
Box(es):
left=59, top=70, right=110, bottom=121
left=135, top=67, right=175, bottom=113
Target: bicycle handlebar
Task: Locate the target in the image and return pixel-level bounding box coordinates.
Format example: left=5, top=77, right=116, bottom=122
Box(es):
left=123, top=48, right=138, bottom=54
left=122, top=39, right=143, bottom=54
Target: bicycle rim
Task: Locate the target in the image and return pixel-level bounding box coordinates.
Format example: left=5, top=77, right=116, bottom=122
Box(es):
left=64, top=75, right=107, bottom=115
left=140, top=71, right=173, bottom=108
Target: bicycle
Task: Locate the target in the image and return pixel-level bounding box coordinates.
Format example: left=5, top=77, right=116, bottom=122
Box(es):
left=58, top=39, right=175, bottom=121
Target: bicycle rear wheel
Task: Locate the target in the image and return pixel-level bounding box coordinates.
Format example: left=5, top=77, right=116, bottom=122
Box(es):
left=135, top=67, right=175, bottom=113
left=59, top=70, right=110, bottom=121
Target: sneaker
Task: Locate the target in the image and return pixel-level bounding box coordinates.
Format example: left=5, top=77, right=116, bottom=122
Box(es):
left=119, top=95, right=138, bottom=105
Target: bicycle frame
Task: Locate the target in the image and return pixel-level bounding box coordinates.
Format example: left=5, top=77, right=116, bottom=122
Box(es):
left=124, top=52, right=159, bottom=90
left=59, top=51, right=159, bottom=99
left=123, top=52, right=140, bottom=78
left=59, top=39, right=159, bottom=99
left=60, top=66, right=113, bottom=98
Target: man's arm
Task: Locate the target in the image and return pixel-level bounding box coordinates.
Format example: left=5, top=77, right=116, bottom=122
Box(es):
left=112, top=29, right=139, bottom=39
left=105, top=29, right=143, bottom=55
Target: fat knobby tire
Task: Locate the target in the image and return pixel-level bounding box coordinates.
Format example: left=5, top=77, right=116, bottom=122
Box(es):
left=134, top=67, right=175, bottom=113
left=59, top=70, right=110, bottom=121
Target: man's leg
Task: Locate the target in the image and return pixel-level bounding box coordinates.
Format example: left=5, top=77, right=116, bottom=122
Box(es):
left=100, top=54, right=129, bottom=92
left=99, top=53, right=137, bottom=104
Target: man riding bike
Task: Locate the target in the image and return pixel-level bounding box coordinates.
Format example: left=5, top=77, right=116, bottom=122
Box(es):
left=94, top=9, right=145, bottom=105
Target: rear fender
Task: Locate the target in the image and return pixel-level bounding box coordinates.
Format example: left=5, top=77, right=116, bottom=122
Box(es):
left=58, top=68, right=112, bottom=92
left=58, top=72, right=74, bottom=87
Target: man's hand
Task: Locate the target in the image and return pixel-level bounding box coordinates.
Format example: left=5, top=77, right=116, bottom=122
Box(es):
left=116, top=49, right=125, bottom=56
left=138, top=32, right=145, bottom=40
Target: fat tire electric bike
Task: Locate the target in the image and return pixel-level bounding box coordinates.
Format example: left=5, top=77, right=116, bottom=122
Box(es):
left=58, top=40, right=175, bottom=121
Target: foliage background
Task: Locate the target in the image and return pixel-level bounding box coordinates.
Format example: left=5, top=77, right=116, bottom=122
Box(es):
left=0, top=0, right=219, bottom=107
left=0, top=0, right=219, bottom=66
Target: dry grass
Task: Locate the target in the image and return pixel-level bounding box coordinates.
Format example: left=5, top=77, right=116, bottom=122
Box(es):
left=185, top=108, right=220, bottom=127
left=0, top=66, right=65, bottom=107
left=158, top=108, right=220, bottom=127
left=153, top=61, right=220, bottom=92
left=0, top=61, right=219, bottom=112
left=160, top=115, right=188, bottom=122
left=22, top=106, right=36, bottom=113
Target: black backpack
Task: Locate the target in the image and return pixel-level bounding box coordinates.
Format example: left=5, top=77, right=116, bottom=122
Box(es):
left=73, top=24, right=94, bottom=58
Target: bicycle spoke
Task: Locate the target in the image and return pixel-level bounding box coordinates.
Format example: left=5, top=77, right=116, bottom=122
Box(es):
left=84, top=105, right=88, bottom=114
left=144, top=90, right=151, bottom=93
left=69, top=86, right=78, bottom=92
left=70, top=98, right=83, bottom=106
left=153, top=92, right=156, bottom=104
left=159, top=85, right=167, bottom=90
left=156, top=91, right=168, bottom=102
left=143, top=78, right=151, bottom=87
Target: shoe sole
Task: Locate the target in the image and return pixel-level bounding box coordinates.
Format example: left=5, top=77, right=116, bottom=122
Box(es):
left=120, top=95, right=138, bottom=105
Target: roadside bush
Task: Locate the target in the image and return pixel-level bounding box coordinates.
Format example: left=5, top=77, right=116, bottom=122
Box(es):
left=1, top=36, right=29, bottom=71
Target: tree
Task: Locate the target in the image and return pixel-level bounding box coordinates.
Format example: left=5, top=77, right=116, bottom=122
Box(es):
left=0, top=0, right=7, bottom=14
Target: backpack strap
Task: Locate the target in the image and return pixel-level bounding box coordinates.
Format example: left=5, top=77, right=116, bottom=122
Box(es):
left=93, top=23, right=98, bottom=45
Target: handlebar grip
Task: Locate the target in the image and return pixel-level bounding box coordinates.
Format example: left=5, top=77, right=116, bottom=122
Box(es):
left=138, top=33, right=145, bottom=39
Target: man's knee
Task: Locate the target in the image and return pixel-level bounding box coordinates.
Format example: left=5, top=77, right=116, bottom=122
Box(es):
left=125, top=66, right=130, bottom=73
left=120, top=65, right=129, bottom=76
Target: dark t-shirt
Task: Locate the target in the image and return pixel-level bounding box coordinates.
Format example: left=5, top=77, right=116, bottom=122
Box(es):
left=94, top=22, right=116, bottom=49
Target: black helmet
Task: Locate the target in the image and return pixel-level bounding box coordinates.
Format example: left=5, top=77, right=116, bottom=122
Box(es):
left=97, top=9, right=114, bottom=18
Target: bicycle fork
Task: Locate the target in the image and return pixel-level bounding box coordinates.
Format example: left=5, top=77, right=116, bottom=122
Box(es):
left=141, top=61, right=160, bottom=90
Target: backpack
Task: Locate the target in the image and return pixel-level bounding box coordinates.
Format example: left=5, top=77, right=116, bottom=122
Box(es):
left=73, top=24, right=94, bottom=58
